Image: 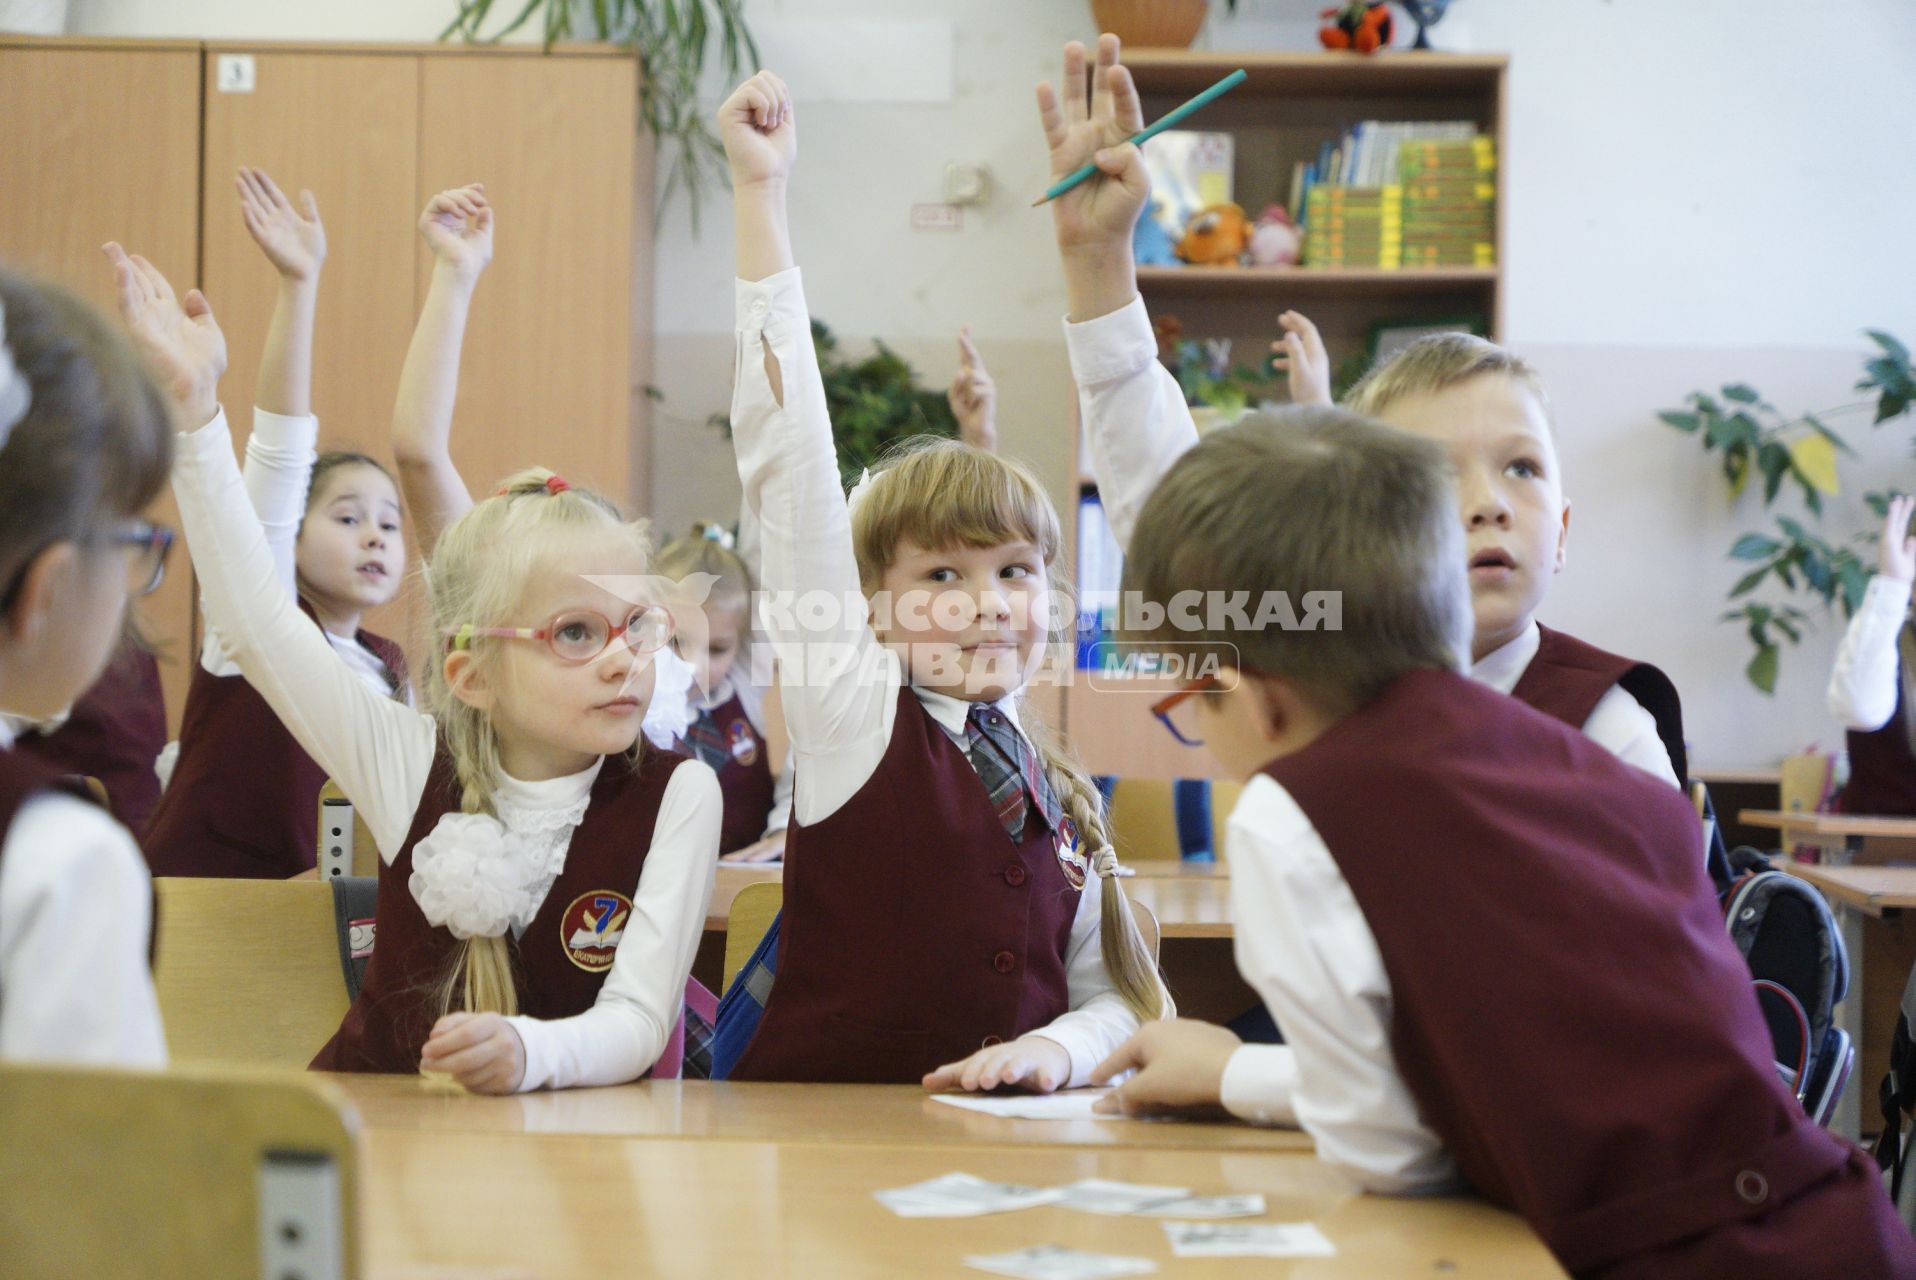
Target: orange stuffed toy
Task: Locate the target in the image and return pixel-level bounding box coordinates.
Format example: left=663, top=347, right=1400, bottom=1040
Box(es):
left=1175, top=202, right=1251, bottom=266
left=1320, top=2, right=1394, bottom=53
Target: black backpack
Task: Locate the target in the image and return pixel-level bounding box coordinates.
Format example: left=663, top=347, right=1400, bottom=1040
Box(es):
left=1873, top=961, right=1916, bottom=1228
left=1717, top=844, right=1854, bottom=1125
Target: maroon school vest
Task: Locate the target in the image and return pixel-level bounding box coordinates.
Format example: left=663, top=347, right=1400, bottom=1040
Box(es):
left=310, top=744, right=689, bottom=1073
left=1264, top=668, right=1911, bottom=1278
left=15, top=641, right=166, bottom=832
left=1840, top=659, right=1916, bottom=815
left=729, top=688, right=1079, bottom=1083
left=686, top=689, right=776, bottom=855
left=1509, top=623, right=1688, bottom=782
left=143, top=604, right=406, bottom=878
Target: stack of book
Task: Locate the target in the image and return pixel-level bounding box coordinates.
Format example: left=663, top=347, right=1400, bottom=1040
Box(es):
left=1398, top=136, right=1496, bottom=268
left=1303, top=184, right=1401, bottom=268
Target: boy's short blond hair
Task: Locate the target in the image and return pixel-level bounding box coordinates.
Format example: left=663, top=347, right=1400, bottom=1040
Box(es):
left=1344, top=332, right=1551, bottom=424
left=1122, top=407, right=1470, bottom=716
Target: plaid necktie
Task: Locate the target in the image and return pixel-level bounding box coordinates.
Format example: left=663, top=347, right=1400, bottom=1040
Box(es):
left=679, top=710, right=731, bottom=771
left=965, top=704, right=1062, bottom=843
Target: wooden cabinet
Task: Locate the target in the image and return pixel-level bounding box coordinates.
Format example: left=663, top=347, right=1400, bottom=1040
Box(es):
left=1062, top=51, right=1508, bottom=780
left=0, top=37, right=648, bottom=731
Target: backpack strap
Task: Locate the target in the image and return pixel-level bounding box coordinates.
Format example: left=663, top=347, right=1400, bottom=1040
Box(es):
left=1877, top=962, right=1916, bottom=1188
left=329, top=875, right=378, bottom=1003
left=710, top=911, right=781, bottom=1079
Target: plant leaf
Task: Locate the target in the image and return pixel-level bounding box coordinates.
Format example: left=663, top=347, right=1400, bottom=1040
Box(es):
left=1658, top=410, right=1701, bottom=433
left=1867, top=329, right=1913, bottom=365
left=1722, top=383, right=1760, bottom=404
left=1729, top=566, right=1770, bottom=597
left=1729, top=533, right=1780, bottom=561
left=1746, top=643, right=1780, bottom=694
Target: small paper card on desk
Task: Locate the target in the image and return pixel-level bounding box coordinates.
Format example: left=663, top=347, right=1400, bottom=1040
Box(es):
left=1132, top=1193, right=1267, bottom=1219
left=963, top=1245, right=1158, bottom=1279
left=1162, top=1221, right=1337, bottom=1258
left=874, top=1172, right=1064, bottom=1218
left=929, top=1091, right=1117, bottom=1121
left=1053, top=1178, right=1193, bottom=1216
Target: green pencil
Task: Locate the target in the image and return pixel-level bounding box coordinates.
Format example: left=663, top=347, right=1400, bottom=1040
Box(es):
left=1031, top=68, right=1249, bottom=207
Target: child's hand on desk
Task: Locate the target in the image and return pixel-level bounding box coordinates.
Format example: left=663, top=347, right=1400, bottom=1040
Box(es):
left=1270, top=311, right=1333, bottom=408
left=718, top=70, right=796, bottom=190
left=418, top=185, right=494, bottom=284
left=1089, top=1018, right=1240, bottom=1117
left=103, top=242, right=227, bottom=428
left=1037, top=35, right=1148, bottom=257
left=1880, top=494, right=1916, bottom=585
left=720, top=832, right=785, bottom=864
left=421, top=1011, right=526, bottom=1094
left=923, top=1035, right=1072, bottom=1095
left=236, top=166, right=326, bottom=285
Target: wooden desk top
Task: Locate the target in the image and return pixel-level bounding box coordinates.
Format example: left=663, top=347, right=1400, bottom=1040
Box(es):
left=325, top=1076, right=1303, bottom=1152
left=360, top=1129, right=1563, bottom=1279
left=1739, top=809, right=1916, bottom=839
left=707, top=864, right=1234, bottom=939
left=1785, top=861, right=1916, bottom=917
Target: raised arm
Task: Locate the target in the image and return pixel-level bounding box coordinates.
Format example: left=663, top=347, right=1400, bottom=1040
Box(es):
left=1831, top=494, right=1916, bottom=729
left=1043, top=37, right=1199, bottom=550
left=391, top=184, right=492, bottom=556
left=108, top=246, right=436, bottom=855
left=236, top=167, right=323, bottom=419
left=719, top=73, right=896, bottom=821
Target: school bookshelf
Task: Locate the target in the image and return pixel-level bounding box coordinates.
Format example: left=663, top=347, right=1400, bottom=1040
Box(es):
left=1064, top=50, right=1508, bottom=782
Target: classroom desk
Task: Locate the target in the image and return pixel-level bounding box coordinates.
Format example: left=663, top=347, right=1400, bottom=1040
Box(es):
left=1782, top=861, right=1916, bottom=1141
left=322, top=1076, right=1309, bottom=1152
left=357, top=1129, right=1565, bottom=1279
left=1740, top=809, right=1916, bottom=864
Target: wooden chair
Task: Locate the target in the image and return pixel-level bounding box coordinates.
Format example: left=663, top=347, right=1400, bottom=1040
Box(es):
left=153, top=877, right=349, bottom=1068
left=1128, top=895, right=1161, bottom=960
left=0, top=1063, right=362, bottom=1279
left=77, top=775, right=109, bottom=808
left=1108, top=777, right=1241, bottom=864
left=1780, top=752, right=1836, bottom=814
left=723, top=881, right=784, bottom=991
left=316, top=778, right=380, bottom=878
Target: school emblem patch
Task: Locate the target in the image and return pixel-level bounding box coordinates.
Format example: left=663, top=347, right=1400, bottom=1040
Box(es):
left=559, top=891, right=632, bottom=972
left=1054, top=816, right=1088, bottom=891
left=726, top=718, right=759, bottom=766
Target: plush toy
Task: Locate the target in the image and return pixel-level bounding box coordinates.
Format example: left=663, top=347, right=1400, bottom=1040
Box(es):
left=1133, top=197, right=1180, bottom=266
left=1175, top=202, right=1252, bottom=266
left=1246, top=205, right=1301, bottom=267
left=1319, top=2, right=1394, bottom=53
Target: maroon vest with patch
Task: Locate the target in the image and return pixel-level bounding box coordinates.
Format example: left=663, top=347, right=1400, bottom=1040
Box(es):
left=729, top=688, right=1079, bottom=1083
left=691, top=689, right=777, bottom=854
left=1840, top=664, right=1916, bottom=815
left=16, top=641, right=167, bottom=832
left=1264, top=668, right=1909, bottom=1277
left=1509, top=623, right=1688, bottom=782
left=143, top=605, right=406, bottom=878
left=310, top=745, right=689, bottom=1073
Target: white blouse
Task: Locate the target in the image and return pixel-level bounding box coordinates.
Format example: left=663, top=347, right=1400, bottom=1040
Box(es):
left=1829, top=574, right=1912, bottom=731
left=730, top=267, right=1139, bottom=1085
left=169, top=410, right=720, bottom=1092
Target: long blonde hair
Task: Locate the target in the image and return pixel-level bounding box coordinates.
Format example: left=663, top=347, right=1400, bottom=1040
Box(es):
left=423, top=467, right=654, bottom=1018
left=851, top=438, right=1170, bottom=1022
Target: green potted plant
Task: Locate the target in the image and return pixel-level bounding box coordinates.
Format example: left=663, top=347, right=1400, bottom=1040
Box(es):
left=1660, top=331, right=1916, bottom=691
left=442, top=0, right=757, bottom=225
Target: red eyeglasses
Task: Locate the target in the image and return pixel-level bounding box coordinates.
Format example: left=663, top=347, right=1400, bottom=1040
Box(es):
left=1150, top=672, right=1225, bottom=747
left=447, top=605, right=673, bottom=664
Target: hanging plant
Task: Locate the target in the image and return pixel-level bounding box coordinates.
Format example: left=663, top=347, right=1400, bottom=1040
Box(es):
left=442, top=0, right=757, bottom=228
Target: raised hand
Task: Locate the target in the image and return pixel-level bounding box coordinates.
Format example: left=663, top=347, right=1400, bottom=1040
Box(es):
left=1880, top=494, right=1916, bottom=584
left=948, top=326, right=998, bottom=452
left=419, top=184, right=494, bottom=282
left=1036, top=35, right=1148, bottom=255
left=719, top=70, right=796, bottom=189
left=235, top=167, right=326, bottom=283
left=104, top=241, right=227, bottom=428
left=1269, top=310, right=1333, bottom=407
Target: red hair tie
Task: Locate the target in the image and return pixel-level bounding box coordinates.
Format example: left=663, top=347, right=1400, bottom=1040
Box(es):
left=545, top=475, right=570, bottom=495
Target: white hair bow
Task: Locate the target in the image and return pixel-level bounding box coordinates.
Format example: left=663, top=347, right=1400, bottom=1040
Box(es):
left=1089, top=844, right=1130, bottom=880
left=642, top=643, right=698, bottom=749
left=845, top=467, right=877, bottom=515
left=0, top=300, right=30, bottom=453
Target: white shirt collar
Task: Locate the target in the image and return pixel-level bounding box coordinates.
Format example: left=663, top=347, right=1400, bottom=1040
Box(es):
left=1470, top=620, right=1542, bottom=696
left=492, top=755, right=604, bottom=813
left=0, top=715, right=17, bottom=751
left=913, top=684, right=1025, bottom=744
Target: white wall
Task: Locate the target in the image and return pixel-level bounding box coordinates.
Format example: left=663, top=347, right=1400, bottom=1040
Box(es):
left=63, top=0, right=1916, bottom=765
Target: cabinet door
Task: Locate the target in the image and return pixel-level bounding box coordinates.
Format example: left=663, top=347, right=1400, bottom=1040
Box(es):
left=418, top=53, right=640, bottom=507
left=0, top=42, right=204, bottom=732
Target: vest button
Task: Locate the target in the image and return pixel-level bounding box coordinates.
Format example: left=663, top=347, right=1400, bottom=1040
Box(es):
left=992, top=950, right=1016, bottom=973
left=981, top=1034, right=1004, bottom=1048
left=1734, top=1170, right=1769, bottom=1205
left=1004, top=864, right=1027, bottom=886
